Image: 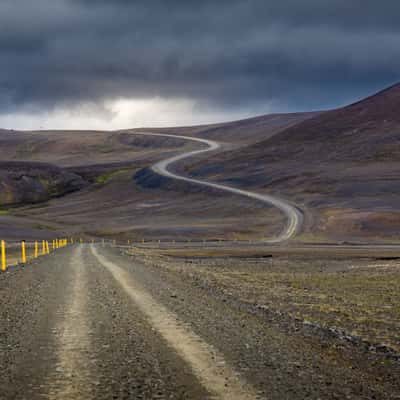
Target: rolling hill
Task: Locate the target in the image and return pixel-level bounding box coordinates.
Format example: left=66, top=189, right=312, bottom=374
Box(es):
left=185, top=83, right=400, bottom=241
left=1, top=84, right=399, bottom=242
left=0, top=113, right=309, bottom=241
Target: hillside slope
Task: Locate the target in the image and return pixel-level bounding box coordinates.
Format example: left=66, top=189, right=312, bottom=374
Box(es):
left=186, top=83, right=400, bottom=241
left=135, top=111, right=318, bottom=145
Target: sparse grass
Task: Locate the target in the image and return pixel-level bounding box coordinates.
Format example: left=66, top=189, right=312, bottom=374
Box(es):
left=95, top=169, right=128, bottom=184
left=0, top=209, right=11, bottom=215
left=32, top=223, right=55, bottom=230
left=294, top=232, right=332, bottom=243
left=130, top=248, right=400, bottom=352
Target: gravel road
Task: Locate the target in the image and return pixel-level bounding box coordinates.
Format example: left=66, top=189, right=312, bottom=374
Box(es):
left=1, top=246, right=208, bottom=399
left=1, top=245, right=399, bottom=399
left=128, top=131, right=302, bottom=242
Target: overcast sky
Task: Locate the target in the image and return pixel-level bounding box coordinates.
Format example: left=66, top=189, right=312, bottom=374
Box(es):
left=0, top=0, right=399, bottom=130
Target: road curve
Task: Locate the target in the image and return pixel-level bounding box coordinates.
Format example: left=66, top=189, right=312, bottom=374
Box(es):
left=129, top=131, right=303, bottom=242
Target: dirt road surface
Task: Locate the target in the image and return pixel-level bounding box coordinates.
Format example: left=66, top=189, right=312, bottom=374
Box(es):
left=129, top=131, right=303, bottom=242
left=1, top=244, right=399, bottom=399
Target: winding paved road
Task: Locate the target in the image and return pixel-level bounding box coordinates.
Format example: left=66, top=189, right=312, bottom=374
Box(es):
left=129, top=131, right=303, bottom=242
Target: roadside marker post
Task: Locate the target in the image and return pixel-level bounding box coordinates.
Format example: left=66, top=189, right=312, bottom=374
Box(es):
left=42, top=240, right=46, bottom=256
left=46, top=241, right=50, bottom=254
left=34, top=241, right=38, bottom=258
left=21, top=241, right=26, bottom=264
left=1, top=240, right=6, bottom=272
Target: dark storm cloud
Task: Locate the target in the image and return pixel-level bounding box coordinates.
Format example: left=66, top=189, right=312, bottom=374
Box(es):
left=0, top=0, right=399, bottom=114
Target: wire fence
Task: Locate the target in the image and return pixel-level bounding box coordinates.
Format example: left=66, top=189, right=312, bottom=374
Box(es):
left=0, top=236, right=270, bottom=272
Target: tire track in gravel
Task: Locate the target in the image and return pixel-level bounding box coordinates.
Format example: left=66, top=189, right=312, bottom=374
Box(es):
left=45, top=246, right=94, bottom=400
left=0, top=248, right=75, bottom=400
left=90, top=245, right=259, bottom=400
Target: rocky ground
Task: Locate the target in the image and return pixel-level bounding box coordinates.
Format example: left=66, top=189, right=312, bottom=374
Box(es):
left=0, top=246, right=208, bottom=399
left=1, top=243, right=399, bottom=399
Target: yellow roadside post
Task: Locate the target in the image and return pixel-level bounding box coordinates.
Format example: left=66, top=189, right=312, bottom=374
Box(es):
left=21, top=240, right=26, bottom=264
left=46, top=241, right=50, bottom=254
left=127, top=239, right=130, bottom=245
left=34, top=241, right=38, bottom=258
left=1, top=240, right=6, bottom=272
left=42, top=240, right=46, bottom=256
